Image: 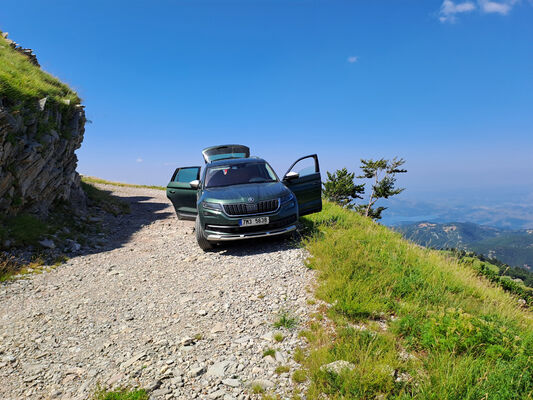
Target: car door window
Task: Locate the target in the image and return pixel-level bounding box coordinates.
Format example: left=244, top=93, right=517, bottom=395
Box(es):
left=174, top=167, right=200, bottom=183
left=289, top=156, right=318, bottom=177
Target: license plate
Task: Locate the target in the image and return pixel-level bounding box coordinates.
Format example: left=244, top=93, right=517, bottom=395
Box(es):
left=239, top=217, right=269, bottom=227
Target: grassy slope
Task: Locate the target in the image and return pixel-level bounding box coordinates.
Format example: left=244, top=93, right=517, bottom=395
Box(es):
left=0, top=33, right=79, bottom=104
left=81, top=176, right=165, bottom=191
left=300, top=202, right=533, bottom=399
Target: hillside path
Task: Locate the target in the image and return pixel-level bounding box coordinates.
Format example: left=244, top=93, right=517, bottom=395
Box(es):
left=0, top=184, right=315, bottom=400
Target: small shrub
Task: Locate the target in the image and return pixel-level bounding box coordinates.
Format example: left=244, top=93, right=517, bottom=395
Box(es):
left=292, top=369, right=307, bottom=383
left=251, top=384, right=265, bottom=394
left=298, top=329, right=316, bottom=342
left=274, top=311, right=297, bottom=329
left=293, top=347, right=305, bottom=363
left=273, top=333, right=284, bottom=342
left=262, top=348, right=275, bottom=358
left=275, top=365, right=290, bottom=374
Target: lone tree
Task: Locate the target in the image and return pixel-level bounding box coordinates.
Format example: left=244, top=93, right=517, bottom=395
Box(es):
left=322, top=168, right=364, bottom=209
left=356, top=158, right=407, bottom=220
left=322, top=158, right=407, bottom=220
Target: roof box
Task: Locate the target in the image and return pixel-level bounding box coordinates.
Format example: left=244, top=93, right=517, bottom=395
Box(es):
left=202, top=144, right=250, bottom=163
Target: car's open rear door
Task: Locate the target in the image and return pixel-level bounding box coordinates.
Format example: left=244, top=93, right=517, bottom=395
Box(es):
left=282, top=154, right=322, bottom=216
left=166, top=166, right=201, bottom=220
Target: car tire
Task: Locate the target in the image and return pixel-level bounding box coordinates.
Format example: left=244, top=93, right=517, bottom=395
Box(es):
left=195, top=216, right=213, bottom=251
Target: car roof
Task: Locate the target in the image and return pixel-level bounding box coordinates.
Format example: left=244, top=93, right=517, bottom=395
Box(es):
left=207, top=157, right=266, bottom=167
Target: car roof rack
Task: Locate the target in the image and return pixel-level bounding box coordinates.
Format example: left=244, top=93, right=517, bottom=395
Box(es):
left=202, top=144, right=250, bottom=163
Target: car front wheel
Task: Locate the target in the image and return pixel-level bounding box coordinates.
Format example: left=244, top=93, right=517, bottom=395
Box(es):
left=195, top=216, right=213, bottom=251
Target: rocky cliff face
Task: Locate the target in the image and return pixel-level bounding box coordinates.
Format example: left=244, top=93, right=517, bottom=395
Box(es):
left=0, top=35, right=86, bottom=217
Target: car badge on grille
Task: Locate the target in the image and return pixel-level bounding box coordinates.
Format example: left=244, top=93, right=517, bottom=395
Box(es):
left=247, top=197, right=254, bottom=203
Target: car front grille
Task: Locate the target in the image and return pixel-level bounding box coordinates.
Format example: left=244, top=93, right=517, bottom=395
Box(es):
left=223, top=199, right=279, bottom=216
left=205, top=215, right=297, bottom=234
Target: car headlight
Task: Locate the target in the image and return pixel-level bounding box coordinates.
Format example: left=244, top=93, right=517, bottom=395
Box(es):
left=202, top=201, right=222, bottom=211
left=280, top=192, right=294, bottom=204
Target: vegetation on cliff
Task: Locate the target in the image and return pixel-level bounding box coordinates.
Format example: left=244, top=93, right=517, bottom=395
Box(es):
left=300, top=202, right=532, bottom=399
left=0, top=32, right=79, bottom=105
left=323, top=159, right=407, bottom=220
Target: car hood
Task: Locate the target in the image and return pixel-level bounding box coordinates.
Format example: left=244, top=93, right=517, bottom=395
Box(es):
left=202, top=182, right=290, bottom=204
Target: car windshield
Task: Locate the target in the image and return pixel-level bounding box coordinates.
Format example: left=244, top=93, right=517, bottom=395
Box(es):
left=205, top=162, right=278, bottom=188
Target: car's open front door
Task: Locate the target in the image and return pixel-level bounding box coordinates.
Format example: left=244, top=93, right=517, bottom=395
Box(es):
left=282, top=154, right=322, bottom=216
left=166, top=166, right=201, bottom=220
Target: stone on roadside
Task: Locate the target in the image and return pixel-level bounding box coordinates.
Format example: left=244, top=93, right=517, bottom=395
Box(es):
left=320, top=360, right=355, bottom=375
left=222, top=378, right=241, bottom=387
left=210, top=323, right=225, bottom=334
left=38, top=239, right=55, bottom=249
left=188, top=366, right=206, bottom=377
left=206, top=361, right=229, bottom=378
left=208, top=389, right=226, bottom=399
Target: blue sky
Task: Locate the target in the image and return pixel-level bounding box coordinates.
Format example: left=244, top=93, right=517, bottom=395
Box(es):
left=2, top=0, right=532, bottom=200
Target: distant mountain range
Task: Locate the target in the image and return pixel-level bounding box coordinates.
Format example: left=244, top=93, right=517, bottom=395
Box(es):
left=380, top=195, right=533, bottom=230
left=394, top=221, right=533, bottom=270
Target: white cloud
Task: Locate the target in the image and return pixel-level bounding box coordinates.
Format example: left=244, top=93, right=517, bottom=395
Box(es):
left=478, top=0, right=514, bottom=14
left=438, top=0, right=520, bottom=22
left=347, top=56, right=358, bottom=63
left=439, top=0, right=476, bottom=22
left=136, top=158, right=143, bottom=163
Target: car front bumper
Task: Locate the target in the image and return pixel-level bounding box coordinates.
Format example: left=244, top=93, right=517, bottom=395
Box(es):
left=206, top=224, right=297, bottom=241
left=200, top=201, right=298, bottom=242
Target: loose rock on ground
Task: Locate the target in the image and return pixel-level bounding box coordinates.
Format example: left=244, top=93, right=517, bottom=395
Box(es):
left=0, top=184, right=316, bottom=399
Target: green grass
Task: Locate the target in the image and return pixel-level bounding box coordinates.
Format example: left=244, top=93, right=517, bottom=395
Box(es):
left=273, top=332, right=285, bottom=342
left=299, top=201, right=533, bottom=399
left=0, top=253, right=42, bottom=282
left=446, top=251, right=533, bottom=304
left=263, top=348, right=276, bottom=357
left=273, top=311, right=298, bottom=329
left=0, top=213, right=47, bottom=245
left=91, top=387, right=148, bottom=400
left=275, top=365, right=290, bottom=374
left=251, top=384, right=265, bottom=394
left=81, top=181, right=130, bottom=215
left=81, top=176, right=165, bottom=191
left=292, top=369, right=307, bottom=383
left=0, top=33, right=79, bottom=105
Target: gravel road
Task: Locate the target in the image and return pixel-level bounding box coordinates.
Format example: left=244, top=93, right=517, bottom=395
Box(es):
left=0, top=184, right=316, bottom=400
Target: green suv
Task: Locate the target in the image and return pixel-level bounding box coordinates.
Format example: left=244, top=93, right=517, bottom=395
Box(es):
left=166, top=145, right=322, bottom=250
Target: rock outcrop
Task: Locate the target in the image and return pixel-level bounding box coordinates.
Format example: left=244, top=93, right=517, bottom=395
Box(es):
left=0, top=34, right=86, bottom=216
left=0, top=32, right=39, bottom=67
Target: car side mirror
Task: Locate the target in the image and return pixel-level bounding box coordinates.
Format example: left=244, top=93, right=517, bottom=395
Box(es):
left=189, top=179, right=200, bottom=189
left=284, top=171, right=299, bottom=181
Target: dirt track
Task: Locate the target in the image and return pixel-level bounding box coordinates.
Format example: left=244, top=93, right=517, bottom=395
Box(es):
left=0, top=184, right=315, bottom=400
